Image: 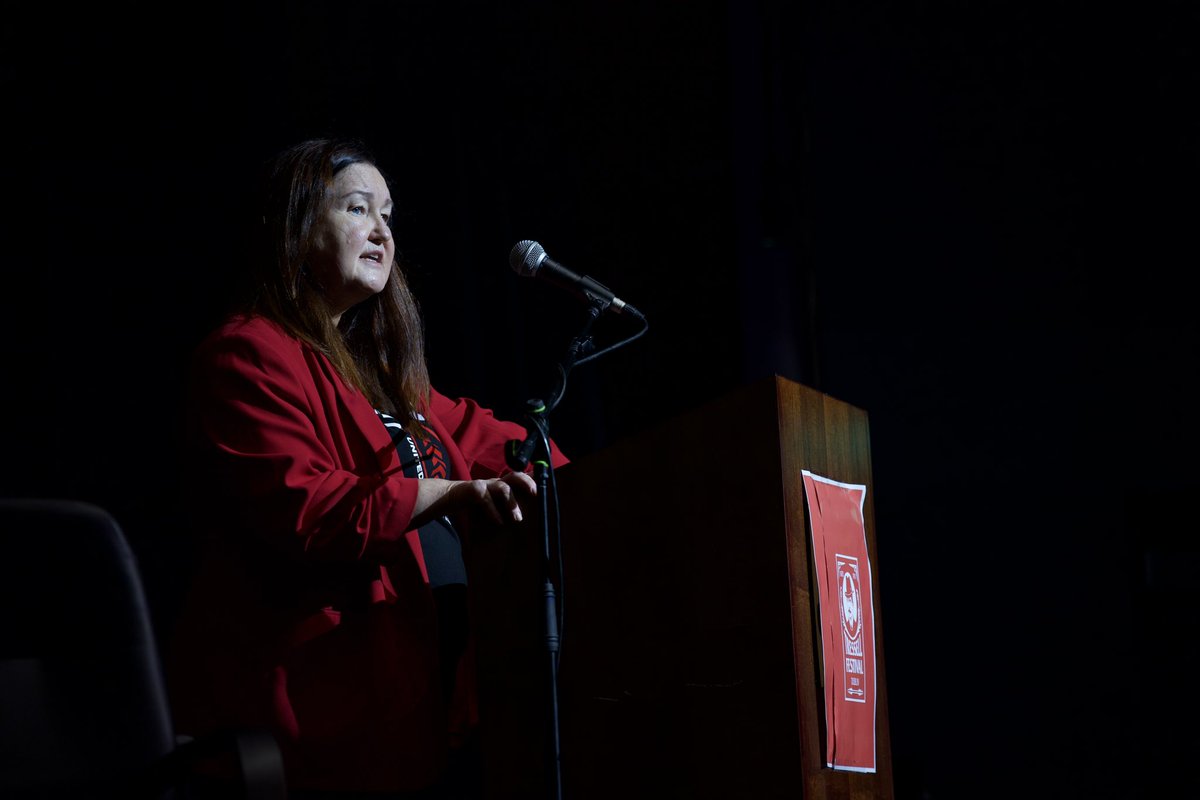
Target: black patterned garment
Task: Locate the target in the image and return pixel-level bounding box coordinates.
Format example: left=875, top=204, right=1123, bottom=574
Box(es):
left=375, top=410, right=465, bottom=588
left=376, top=409, right=469, bottom=702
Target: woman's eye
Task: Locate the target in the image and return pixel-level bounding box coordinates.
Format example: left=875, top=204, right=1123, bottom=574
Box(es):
left=381, top=213, right=391, bottom=223
left=349, top=205, right=366, bottom=215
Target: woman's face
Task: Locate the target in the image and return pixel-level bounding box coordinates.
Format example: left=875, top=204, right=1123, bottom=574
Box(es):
left=308, top=162, right=395, bottom=322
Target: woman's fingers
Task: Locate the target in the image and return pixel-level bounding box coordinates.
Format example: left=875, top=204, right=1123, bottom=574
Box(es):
left=489, top=478, right=522, bottom=522
left=504, top=470, right=538, bottom=497
left=442, top=474, right=538, bottom=526
left=484, top=473, right=537, bottom=523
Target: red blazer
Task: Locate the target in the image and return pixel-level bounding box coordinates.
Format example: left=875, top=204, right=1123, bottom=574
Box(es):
left=165, top=314, right=567, bottom=793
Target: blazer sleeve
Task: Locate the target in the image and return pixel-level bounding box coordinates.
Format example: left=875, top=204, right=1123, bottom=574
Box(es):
left=428, top=388, right=570, bottom=479
left=188, top=323, right=421, bottom=562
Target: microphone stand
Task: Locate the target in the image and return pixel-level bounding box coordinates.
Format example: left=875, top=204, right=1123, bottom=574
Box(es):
left=507, top=297, right=646, bottom=800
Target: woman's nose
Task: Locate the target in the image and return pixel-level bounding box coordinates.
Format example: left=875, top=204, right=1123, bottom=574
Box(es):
left=371, top=215, right=392, bottom=242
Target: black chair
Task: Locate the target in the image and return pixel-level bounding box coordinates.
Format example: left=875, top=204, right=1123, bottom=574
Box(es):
left=0, top=498, right=287, bottom=800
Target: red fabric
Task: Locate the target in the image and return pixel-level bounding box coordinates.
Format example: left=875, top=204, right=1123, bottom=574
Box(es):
left=801, top=470, right=876, bottom=773
left=165, top=315, right=567, bottom=793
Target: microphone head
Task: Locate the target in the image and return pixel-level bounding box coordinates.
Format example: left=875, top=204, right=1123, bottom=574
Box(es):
left=510, top=240, right=548, bottom=276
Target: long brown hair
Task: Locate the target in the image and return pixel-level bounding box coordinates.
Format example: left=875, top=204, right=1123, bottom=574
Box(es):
left=248, top=138, right=431, bottom=429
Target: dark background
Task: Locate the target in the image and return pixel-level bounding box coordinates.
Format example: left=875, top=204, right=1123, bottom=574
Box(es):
left=2, top=1, right=1196, bottom=797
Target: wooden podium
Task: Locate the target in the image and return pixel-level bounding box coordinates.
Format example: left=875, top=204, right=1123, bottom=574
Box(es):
left=469, top=375, right=894, bottom=799
left=468, top=376, right=892, bottom=800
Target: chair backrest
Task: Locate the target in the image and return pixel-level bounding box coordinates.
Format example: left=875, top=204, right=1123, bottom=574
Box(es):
left=0, top=498, right=177, bottom=797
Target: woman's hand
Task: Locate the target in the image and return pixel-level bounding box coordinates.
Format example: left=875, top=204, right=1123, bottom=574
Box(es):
left=411, top=472, right=538, bottom=529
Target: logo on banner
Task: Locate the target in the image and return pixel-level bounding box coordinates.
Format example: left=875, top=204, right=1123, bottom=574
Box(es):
left=837, top=554, right=866, bottom=702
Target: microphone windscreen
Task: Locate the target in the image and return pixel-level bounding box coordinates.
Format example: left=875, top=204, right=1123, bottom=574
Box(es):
left=509, top=240, right=546, bottom=276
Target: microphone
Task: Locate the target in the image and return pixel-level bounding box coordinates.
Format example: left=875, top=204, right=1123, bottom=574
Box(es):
left=509, top=240, right=644, bottom=319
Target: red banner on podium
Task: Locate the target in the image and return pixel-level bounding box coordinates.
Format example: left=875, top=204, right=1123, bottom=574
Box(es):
left=802, top=470, right=876, bottom=773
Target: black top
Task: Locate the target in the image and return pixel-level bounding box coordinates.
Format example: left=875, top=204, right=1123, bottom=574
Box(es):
left=376, top=410, right=467, bottom=588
